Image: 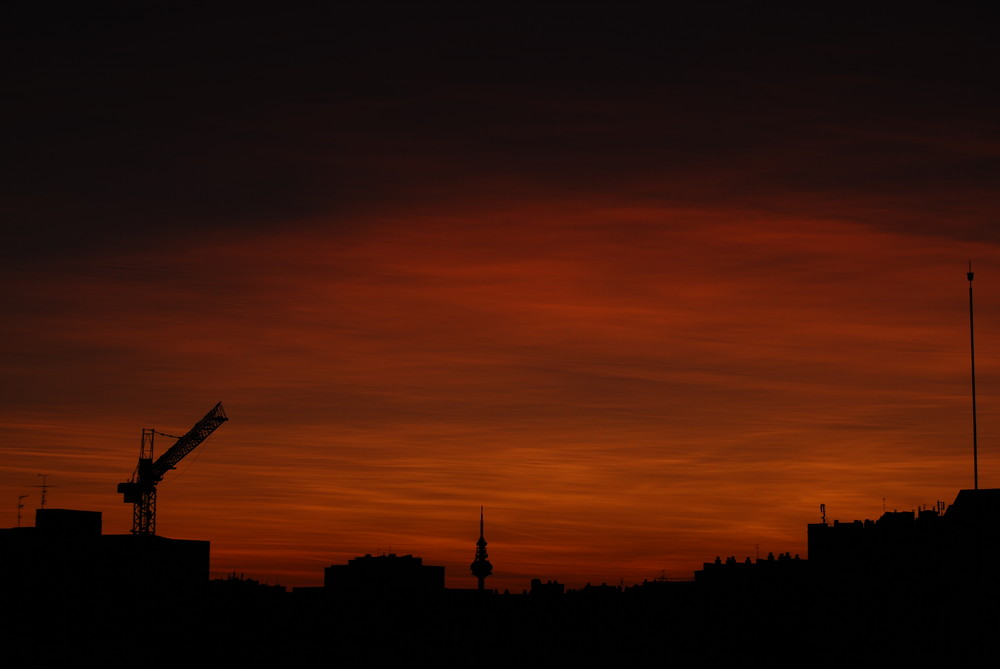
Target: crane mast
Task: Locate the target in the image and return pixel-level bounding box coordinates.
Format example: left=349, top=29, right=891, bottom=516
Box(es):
left=117, top=402, right=228, bottom=535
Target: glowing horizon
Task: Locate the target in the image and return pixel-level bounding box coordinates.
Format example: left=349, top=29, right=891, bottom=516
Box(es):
left=3, top=8, right=1000, bottom=593
left=4, top=200, right=998, bottom=591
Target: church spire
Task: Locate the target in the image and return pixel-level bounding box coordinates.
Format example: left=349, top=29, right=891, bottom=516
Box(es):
left=470, top=505, right=493, bottom=591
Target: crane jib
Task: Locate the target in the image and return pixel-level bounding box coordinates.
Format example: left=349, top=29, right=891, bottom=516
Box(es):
left=152, top=402, right=228, bottom=477
left=117, top=402, right=227, bottom=536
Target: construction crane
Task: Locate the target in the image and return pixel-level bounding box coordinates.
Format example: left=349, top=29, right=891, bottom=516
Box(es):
left=117, top=402, right=228, bottom=535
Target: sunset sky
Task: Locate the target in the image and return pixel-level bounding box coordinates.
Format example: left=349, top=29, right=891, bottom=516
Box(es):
left=4, top=7, right=1000, bottom=591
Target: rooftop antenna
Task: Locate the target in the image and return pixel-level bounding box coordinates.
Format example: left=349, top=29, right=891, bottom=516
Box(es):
left=820, top=503, right=827, bottom=525
left=968, top=262, right=979, bottom=490
left=17, top=495, right=28, bottom=527
left=34, top=474, right=54, bottom=509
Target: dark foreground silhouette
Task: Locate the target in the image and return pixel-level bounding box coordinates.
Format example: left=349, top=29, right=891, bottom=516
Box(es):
left=3, top=491, right=999, bottom=667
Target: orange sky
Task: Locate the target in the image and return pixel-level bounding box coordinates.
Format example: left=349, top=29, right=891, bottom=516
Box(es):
left=3, top=7, right=1000, bottom=591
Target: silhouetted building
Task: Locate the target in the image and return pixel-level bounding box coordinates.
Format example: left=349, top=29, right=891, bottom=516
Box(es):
left=808, top=489, right=1000, bottom=598
left=697, top=551, right=805, bottom=581
left=324, top=553, right=445, bottom=591
left=0, top=507, right=210, bottom=609
left=695, top=551, right=807, bottom=602
left=572, top=582, right=621, bottom=603
left=530, top=578, right=565, bottom=597
left=34, top=507, right=103, bottom=536
left=809, top=506, right=941, bottom=574
left=99, top=533, right=210, bottom=602
left=210, top=572, right=286, bottom=605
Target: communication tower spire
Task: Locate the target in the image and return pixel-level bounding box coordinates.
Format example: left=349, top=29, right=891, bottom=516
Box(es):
left=968, top=262, right=979, bottom=490
left=470, top=505, right=493, bottom=591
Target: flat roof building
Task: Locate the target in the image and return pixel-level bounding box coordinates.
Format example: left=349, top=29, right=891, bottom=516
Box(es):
left=325, top=553, right=445, bottom=592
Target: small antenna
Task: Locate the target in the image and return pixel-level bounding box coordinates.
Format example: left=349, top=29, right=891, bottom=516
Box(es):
left=820, top=503, right=827, bottom=525
left=34, top=474, right=55, bottom=509
left=17, top=495, right=28, bottom=527
left=968, top=261, right=979, bottom=490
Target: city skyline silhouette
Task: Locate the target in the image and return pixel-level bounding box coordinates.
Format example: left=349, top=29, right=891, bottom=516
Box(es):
left=4, top=5, right=1000, bottom=598
left=4, top=485, right=998, bottom=666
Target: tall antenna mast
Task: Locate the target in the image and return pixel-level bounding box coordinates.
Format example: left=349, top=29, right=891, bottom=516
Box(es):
left=968, top=262, right=979, bottom=490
